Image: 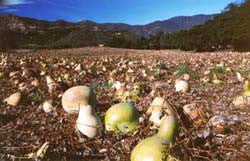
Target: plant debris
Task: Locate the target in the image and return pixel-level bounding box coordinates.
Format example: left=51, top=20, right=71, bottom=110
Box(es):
left=0, top=47, right=250, bottom=161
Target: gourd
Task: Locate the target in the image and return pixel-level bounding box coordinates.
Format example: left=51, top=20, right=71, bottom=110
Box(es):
left=175, top=80, right=189, bottom=92
left=211, top=73, right=224, bottom=84
left=131, top=115, right=178, bottom=161
left=243, top=80, right=250, bottom=96
left=147, top=97, right=173, bottom=126
left=105, top=102, right=139, bottom=134
left=4, top=92, right=21, bottom=106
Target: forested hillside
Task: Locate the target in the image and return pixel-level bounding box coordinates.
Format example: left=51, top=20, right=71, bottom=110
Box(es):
left=0, top=13, right=213, bottom=51
left=150, top=0, right=250, bottom=51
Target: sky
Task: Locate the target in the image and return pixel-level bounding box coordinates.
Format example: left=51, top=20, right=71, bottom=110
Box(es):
left=0, top=0, right=236, bottom=25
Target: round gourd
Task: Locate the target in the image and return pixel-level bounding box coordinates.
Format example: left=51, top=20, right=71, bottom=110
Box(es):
left=105, top=102, right=139, bottom=134
left=175, top=80, right=189, bottom=92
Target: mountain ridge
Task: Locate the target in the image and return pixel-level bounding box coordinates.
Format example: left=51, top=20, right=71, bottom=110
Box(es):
left=0, top=13, right=215, bottom=50
left=0, top=13, right=214, bottom=37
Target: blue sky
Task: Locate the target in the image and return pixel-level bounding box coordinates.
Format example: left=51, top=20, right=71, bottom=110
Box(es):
left=0, top=0, right=236, bottom=24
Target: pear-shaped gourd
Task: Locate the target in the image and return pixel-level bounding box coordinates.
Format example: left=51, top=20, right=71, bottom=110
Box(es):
left=243, top=80, right=250, bottom=96
left=105, top=102, right=139, bottom=134
left=131, top=115, right=177, bottom=161
left=46, top=75, right=57, bottom=93
left=225, top=67, right=232, bottom=72
left=147, top=97, right=173, bottom=126
left=175, top=80, right=189, bottom=92
left=4, top=92, right=21, bottom=106
left=76, top=105, right=102, bottom=138
left=43, top=100, right=54, bottom=113
left=236, top=72, right=244, bottom=82
left=62, top=86, right=96, bottom=114
left=40, top=71, right=46, bottom=76
left=232, top=80, right=250, bottom=106
left=115, top=82, right=126, bottom=99
left=211, top=73, right=224, bottom=84
left=75, top=64, right=82, bottom=71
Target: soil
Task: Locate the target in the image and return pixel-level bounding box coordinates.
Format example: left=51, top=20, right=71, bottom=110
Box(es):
left=0, top=47, right=250, bottom=161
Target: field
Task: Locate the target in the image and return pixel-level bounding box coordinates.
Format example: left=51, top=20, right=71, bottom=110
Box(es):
left=0, top=47, right=250, bottom=161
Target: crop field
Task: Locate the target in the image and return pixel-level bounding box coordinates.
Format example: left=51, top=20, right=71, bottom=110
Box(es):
left=0, top=47, right=250, bottom=161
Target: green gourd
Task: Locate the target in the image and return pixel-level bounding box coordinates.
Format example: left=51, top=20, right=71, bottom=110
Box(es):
left=131, top=115, right=177, bottom=161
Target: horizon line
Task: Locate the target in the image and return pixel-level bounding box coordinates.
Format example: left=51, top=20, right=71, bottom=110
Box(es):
left=0, top=12, right=217, bottom=26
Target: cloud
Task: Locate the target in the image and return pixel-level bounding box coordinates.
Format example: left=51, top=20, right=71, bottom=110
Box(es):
left=3, top=0, right=33, bottom=5
left=0, top=0, right=32, bottom=11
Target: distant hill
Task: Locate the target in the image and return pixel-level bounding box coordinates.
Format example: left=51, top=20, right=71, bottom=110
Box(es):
left=0, top=14, right=214, bottom=35
left=77, top=14, right=215, bottom=37
left=0, top=14, right=214, bottom=50
left=149, top=0, right=250, bottom=52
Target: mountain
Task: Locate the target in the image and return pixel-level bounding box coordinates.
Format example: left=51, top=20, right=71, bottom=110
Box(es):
left=148, top=1, right=250, bottom=52
left=0, top=14, right=214, bottom=50
left=0, top=14, right=214, bottom=36
left=0, top=14, right=75, bottom=32
left=134, top=14, right=215, bottom=36
left=79, top=14, right=215, bottom=37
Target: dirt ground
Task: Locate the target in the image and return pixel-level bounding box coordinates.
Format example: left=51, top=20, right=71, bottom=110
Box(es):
left=0, top=47, right=250, bottom=161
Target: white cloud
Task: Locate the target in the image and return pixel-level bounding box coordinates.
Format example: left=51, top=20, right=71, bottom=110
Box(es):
left=4, top=0, right=32, bottom=5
